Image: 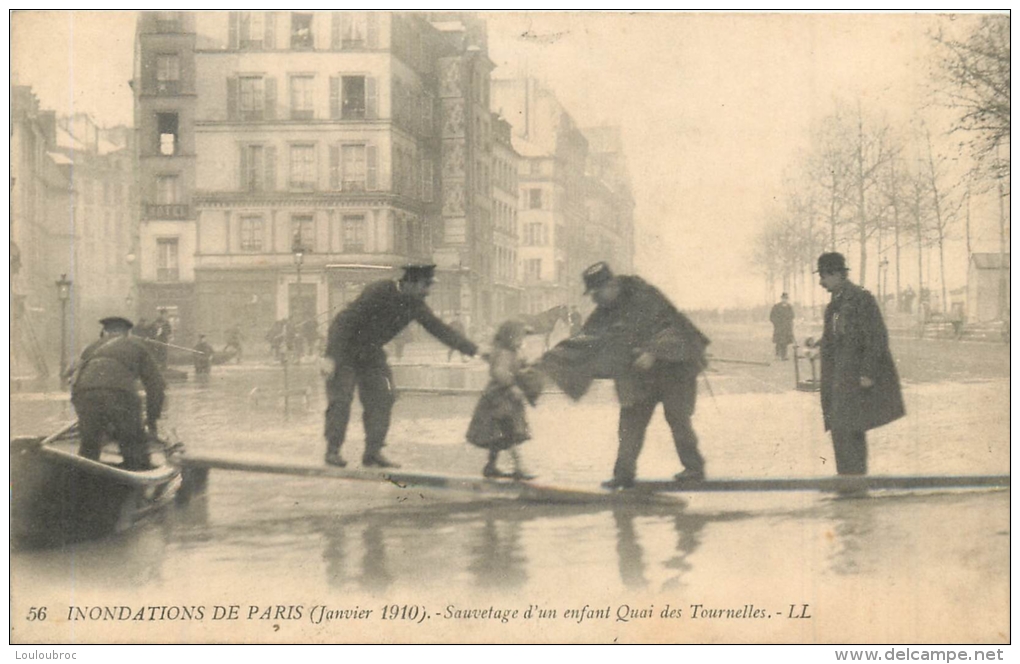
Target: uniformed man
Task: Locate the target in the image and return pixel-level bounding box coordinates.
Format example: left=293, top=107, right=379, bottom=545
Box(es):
left=70, top=316, right=167, bottom=470
left=541, top=262, right=711, bottom=489
left=323, top=264, right=479, bottom=468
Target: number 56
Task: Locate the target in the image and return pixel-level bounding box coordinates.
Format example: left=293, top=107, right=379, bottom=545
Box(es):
left=27, top=607, right=47, bottom=621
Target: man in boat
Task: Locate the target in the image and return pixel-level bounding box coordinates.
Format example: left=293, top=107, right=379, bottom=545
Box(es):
left=541, top=262, right=711, bottom=489
left=70, top=316, right=167, bottom=470
left=323, top=264, right=479, bottom=469
left=817, top=252, right=905, bottom=475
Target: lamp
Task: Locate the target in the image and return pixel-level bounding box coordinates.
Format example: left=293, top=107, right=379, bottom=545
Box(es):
left=56, top=273, right=72, bottom=380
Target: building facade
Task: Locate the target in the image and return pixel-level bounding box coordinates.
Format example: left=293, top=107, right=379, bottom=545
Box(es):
left=490, top=114, right=522, bottom=322
left=133, top=10, right=508, bottom=346
left=11, top=87, right=136, bottom=379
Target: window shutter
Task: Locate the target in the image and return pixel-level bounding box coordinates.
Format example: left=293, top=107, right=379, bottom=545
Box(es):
left=330, top=145, right=340, bottom=190
left=366, top=77, right=377, bottom=119
left=239, top=145, right=247, bottom=191
left=367, top=12, right=378, bottom=48
left=265, top=145, right=277, bottom=191
left=330, top=76, right=340, bottom=119
left=228, top=11, right=239, bottom=49
left=227, top=77, right=238, bottom=120
left=264, top=12, right=276, bottom=50
left=367, top=145, right=378, bottom=191
left=265, top=77, right=277, bottom=120
left=339, top=12, right=350, bottom=49
left=331, top=12, right=341, bottom=49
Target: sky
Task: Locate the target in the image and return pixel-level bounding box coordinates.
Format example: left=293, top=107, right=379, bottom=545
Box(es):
left=10, top=11, right=1007, bottom=309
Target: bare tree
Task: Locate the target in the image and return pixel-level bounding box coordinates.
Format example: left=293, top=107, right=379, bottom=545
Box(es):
left=922, top=127, right=964, bottom=317
left=932, top=14, right=1010, bottom=187
left=846, top=102, right=899, bottom=289
left=806, top=109, right=854, bottom=251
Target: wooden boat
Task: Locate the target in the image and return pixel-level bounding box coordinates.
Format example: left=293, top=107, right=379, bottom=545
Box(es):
left=10, top=422, right=184, bottom=548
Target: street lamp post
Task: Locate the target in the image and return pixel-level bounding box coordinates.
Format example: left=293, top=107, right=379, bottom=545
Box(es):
left=879, top=258, right=890, bottom=313
left=56, top=273, right=72, bottom=381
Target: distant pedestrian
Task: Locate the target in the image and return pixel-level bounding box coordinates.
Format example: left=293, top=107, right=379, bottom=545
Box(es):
left=817, top=252, right=905, bottom=476
left=467, top=320, right=539, bottom=480
left=323, top=264, right=478, bottom=469
left=769, top=293, right=795, bottom=360
left=224, top=325, right=244, bottom=363
left=152, top=309, right=172, bottom=369
left=193, top=334, right=214, bottom=375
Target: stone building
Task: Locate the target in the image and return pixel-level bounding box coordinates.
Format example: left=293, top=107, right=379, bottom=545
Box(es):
left=132, top=10, right=503, bottom=346
left=10, top=87, right=135, bottom=378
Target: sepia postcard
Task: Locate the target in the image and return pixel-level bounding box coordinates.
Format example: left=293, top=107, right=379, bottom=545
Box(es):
left=8, top=10, right=1011, bottom=652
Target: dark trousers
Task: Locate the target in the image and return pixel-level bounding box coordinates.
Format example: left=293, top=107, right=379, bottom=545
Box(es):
left=71, top=389, right=151, bottom=470
left=775, top=342, right=789, bottom=360
left=614, top=368, right=704, bottom=484
left=831, top=428, right=868, bottom=475
left=324, top=359, right=395, bottom=458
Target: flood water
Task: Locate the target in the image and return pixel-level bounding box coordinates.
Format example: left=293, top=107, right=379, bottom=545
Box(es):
left=9, top=338, right=1011, bottom=644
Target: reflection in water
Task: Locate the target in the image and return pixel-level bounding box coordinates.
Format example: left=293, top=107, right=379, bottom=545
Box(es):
left=824, top=495, right=880, bottom=576
left=15, top=518, right=170, bottom=591
left=613, top=508, right=648, bottom=588
left=469, top=517, right=528, bottom=589
left=360, top=523, right=394, bottom=591
left=312, top=500, right=757, bottom=593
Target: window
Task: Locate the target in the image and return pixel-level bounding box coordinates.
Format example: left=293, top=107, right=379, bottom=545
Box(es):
left=156, top=238, right=179, bottom=282
left=291, top=215, right=314, bottom=252
left=289, top=144, right=316, bottom=190
left=528, top=188, right=543, bottom=210
left=239, top=76, right=265, bottom=121
left=421, top=158, right=434, bottom=203
left=155, top=175, right=180, bottom=204
left=239, top=216, right=264, bottom=252
left=156, top=54, right=180, bottom=95
left=290, top=76, right=314, bottom=120
left=343, top=12, right=367, bottom=48
left=291, top=13, right=313, bottom=49
left=239, top=11, right=264, bottom=50
left=157, top=112, right=178, bottom=155
left=342, top=76, right=366, bottom=119
left=524, top=222, right=546, bottom=246
left=241, top=145, right=264, bottom=192
left=341, top=145, right=366, bottom=191
left=342, top=215, right=366, bottom=253
left=525, top=258, right=542, bottom=281
left=155, top=10, right=181, bottom=32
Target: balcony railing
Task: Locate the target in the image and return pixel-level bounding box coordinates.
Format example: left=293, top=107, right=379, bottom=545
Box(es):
left=146, top=203, right=190, bottom=220
left=156, top=268, right=180, bottom=282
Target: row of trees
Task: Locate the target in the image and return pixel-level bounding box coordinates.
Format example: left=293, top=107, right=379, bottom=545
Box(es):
left=752, top=15, right=1009, bottom=319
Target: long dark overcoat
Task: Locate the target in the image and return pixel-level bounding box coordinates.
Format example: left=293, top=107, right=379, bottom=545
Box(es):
left=820, top=282, right=905, bottom=432
left=770, top=301, right=795, bottom=345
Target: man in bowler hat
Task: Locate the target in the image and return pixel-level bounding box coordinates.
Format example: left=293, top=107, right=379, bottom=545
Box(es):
left=323, top=264, right=479, bottom=468
left=70, top=316, right=167, bottom=470
left=817, top=252, right=905, bottom=475
left=541, top=262, right=711, bottom=489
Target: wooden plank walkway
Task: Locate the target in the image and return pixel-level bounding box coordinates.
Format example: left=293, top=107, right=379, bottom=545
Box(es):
left=177, top=453, right=1008, bottom=502
left=177, top=453, right=676, bottom=505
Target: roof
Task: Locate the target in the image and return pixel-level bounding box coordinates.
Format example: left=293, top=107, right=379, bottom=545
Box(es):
left=511, top=136, right=549, bottom=158
left=47, top=151, right=73, bottom=166
left=971, top=253, right=1011, bottom=270
left=55, top=128, right=87, bottom=152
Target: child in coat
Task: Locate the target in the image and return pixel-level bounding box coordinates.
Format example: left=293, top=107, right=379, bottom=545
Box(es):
left=466, top=320, right=540, bottom=480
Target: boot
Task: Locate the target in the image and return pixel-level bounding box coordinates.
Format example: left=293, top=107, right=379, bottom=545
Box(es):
left=363, top=452, right=400, bottom=469
left=483, top=450, right=512, bottom=478
left=509, top=448, right=536, bottom=481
